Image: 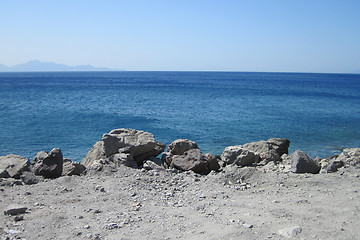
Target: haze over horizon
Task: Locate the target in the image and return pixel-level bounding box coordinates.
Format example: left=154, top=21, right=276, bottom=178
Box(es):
left=1, top=0, right=360, bottom=73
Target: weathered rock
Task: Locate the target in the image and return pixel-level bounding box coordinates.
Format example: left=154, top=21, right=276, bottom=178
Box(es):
left=62, top=159, right=86, bottom=176
left=278, top=226, right=302, bottom=238
left=31, top=148, right=63, bottom=178
left=242, top=138, right=290, bottom=162
left=221, top=146, right=259, bottom=167
left=167, top=139, right=199, bottom=155
left=171, top=149, right=209, bottom=174
left=143, top=158, right=166, bottom=171
left=161, top=152, right=174, bottom=167
left=4, top=205, right=27, bottom=215
left=82, top=129, right=165, bottom=169
left=82, top=141, right=106, bottom=168
left=290, top=150, right=320, bottom=174
left=204, top=153, right=220, bottom=171
left=336, top=148, right=360, bottom=166
left=20, top=171, right=44, bottom=185
left=0, top=154, right=30, bottom=179
left=108, top=153, right=138, bottom=168
left=320, top=158, right=344, bottom=173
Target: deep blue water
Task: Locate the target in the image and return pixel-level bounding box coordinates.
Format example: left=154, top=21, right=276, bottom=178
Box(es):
left=0, top=71, right=359, bottom=162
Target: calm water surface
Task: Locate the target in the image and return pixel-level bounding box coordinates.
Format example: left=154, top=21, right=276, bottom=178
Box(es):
left=0, top=71, right=359, bottom=161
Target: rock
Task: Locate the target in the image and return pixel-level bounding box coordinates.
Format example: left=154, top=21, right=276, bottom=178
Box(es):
left=20, top=171, right=44, bottom=185
left=82, top=129, right=166, bottom=168
left=336, top=148, right=360, bottom=166
left=62, top=159, right=86, bottom=176
left=290, top=150, right=320, bottom=174
left=161, top=152, right=174, bottom=167
left=242, top=223, right=253, bottom=228
left=103, top=129, right=166, bottom=163
left=221, top=146, right=259, bottom=167
left=204, top=153, right=220, bottom=171
left=108, top=153, right=138, bottom=168
left=82, top=141, right=106, bottom=168
left=0, top=154, right=30, bottom=179
left=31, top=148, right=63, bottom=178
left=320, top=158, right=344, bottom=173
left=167, top=139, right=199, bottom=155
left=143, top=158, right=166, bottom=171
left=242, top=138, right=290, bottom=162
left=171, top=149, right=209, bottom=174
left=4, top=204, right=28, bottom=215
left=278, top=226, right=302, bottom=238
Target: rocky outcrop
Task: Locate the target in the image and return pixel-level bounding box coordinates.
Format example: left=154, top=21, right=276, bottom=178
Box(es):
left=320, top=158, right=344, bottom=173
left=221, top=146, right=259, bottom=167
left=0, top=154, right=30, bottom=178
left=335, top=148, right=360, bottom=166
left=62, top=158, right=86, bottom=176
left=82, top=129, right=166, bottom=169
left=290, top=150, right=320, bottom=174
left=31, top=148, right=63, bottom=178
left=242, top=138, right=290, bottom=163
left=171, top=149, right=210, bottom=174
left=165, top=139, right=220, bottom=174
left=167, top=139, right=199, bottom=155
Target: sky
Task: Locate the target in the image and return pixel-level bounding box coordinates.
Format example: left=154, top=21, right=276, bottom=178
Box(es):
left=1, top=0, right=360, bottom=72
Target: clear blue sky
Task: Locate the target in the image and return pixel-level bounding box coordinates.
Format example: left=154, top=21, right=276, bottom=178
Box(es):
left=1, top=0, right=359, bottom=72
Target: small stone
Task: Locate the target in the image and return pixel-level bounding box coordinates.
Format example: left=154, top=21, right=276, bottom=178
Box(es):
left=4, top=205, right=28, bottom=215
left=243, top=223, right=253, bottom=228
left=278, top=226, right=302, bottom=238
left=95, top=185, right=105, bottom=192
left=14, top=215, right=24, bottom=221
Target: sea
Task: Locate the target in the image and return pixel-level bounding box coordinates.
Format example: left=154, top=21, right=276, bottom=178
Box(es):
left=0, top=71, right=359, bottom=162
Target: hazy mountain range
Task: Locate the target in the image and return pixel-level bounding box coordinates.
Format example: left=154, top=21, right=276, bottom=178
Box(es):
left=0, top=60, right=122, bottom=72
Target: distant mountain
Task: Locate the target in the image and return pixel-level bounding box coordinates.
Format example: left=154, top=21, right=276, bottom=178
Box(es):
left=0, top=60, right=122, bottom=72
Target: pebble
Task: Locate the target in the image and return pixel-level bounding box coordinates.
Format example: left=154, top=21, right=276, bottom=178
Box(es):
left=243, top=223, right=254, bottom=228
left=278, top=226, right=302, bottom=238
left=4, top=204, right=28, bottom=215
left=95, top=185, right=105, bottom=192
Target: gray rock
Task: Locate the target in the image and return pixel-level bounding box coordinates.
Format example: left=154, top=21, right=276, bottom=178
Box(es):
left=20, top=171, right=44, bottom=185
left=103, top=129, right=165, bottom=163
left=108, top=153, right=138, bottom=168
left=242, top=138, right=290, bottom=162
left=82, top=141, right=106, bottom=168
left=204, top=153, right=220, bottom=171
left=336, top=148, right=360, bottom=166
left=278, top=226, right=302, bottom=238
left=171, top=149, right=209, bottom=174
left=167, top=139, right=199, bottom=155
left=4, top=204, right=28, bottom=215
left=221, top=146, right=259, bottom=167
left=0, top=154, right=30, bottom=178
left=82, top=129, right=165, bottom=168
left=161, top=152, right=174, bottom=167
left=143, top=157, right=166, bottom=171
left=290, top=150, right=320, bottom=174
left=320, top=158, right=344, bottom=173
left=62, top=159, right=86, bottom=176
left=31, top=148, right=63, bottom=178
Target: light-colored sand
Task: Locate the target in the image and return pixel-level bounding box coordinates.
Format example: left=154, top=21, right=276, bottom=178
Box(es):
left=1, top=165, right=359, bottom=240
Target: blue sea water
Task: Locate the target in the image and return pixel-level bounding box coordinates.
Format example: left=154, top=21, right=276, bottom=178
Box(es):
left=0, top=71, right=359, bottom=162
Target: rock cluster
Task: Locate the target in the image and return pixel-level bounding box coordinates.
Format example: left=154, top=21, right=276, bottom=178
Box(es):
left=82, top=128, right=166, bottom=170
left=1, top=128, right=360, bottom=186
left=162, top=139, right=220, bottom=174
left=0, top=148, right=86, bottom=185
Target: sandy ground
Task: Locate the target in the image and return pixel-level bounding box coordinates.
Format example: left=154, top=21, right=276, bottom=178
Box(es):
left=1, top=164, right=360, bottom=240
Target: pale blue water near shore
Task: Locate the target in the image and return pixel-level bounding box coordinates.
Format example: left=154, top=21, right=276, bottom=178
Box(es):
left=0, top=71, right=359, bottom=162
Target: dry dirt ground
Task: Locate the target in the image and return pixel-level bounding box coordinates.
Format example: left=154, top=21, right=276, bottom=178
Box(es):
left=1, top=164, right=360, bottom=240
